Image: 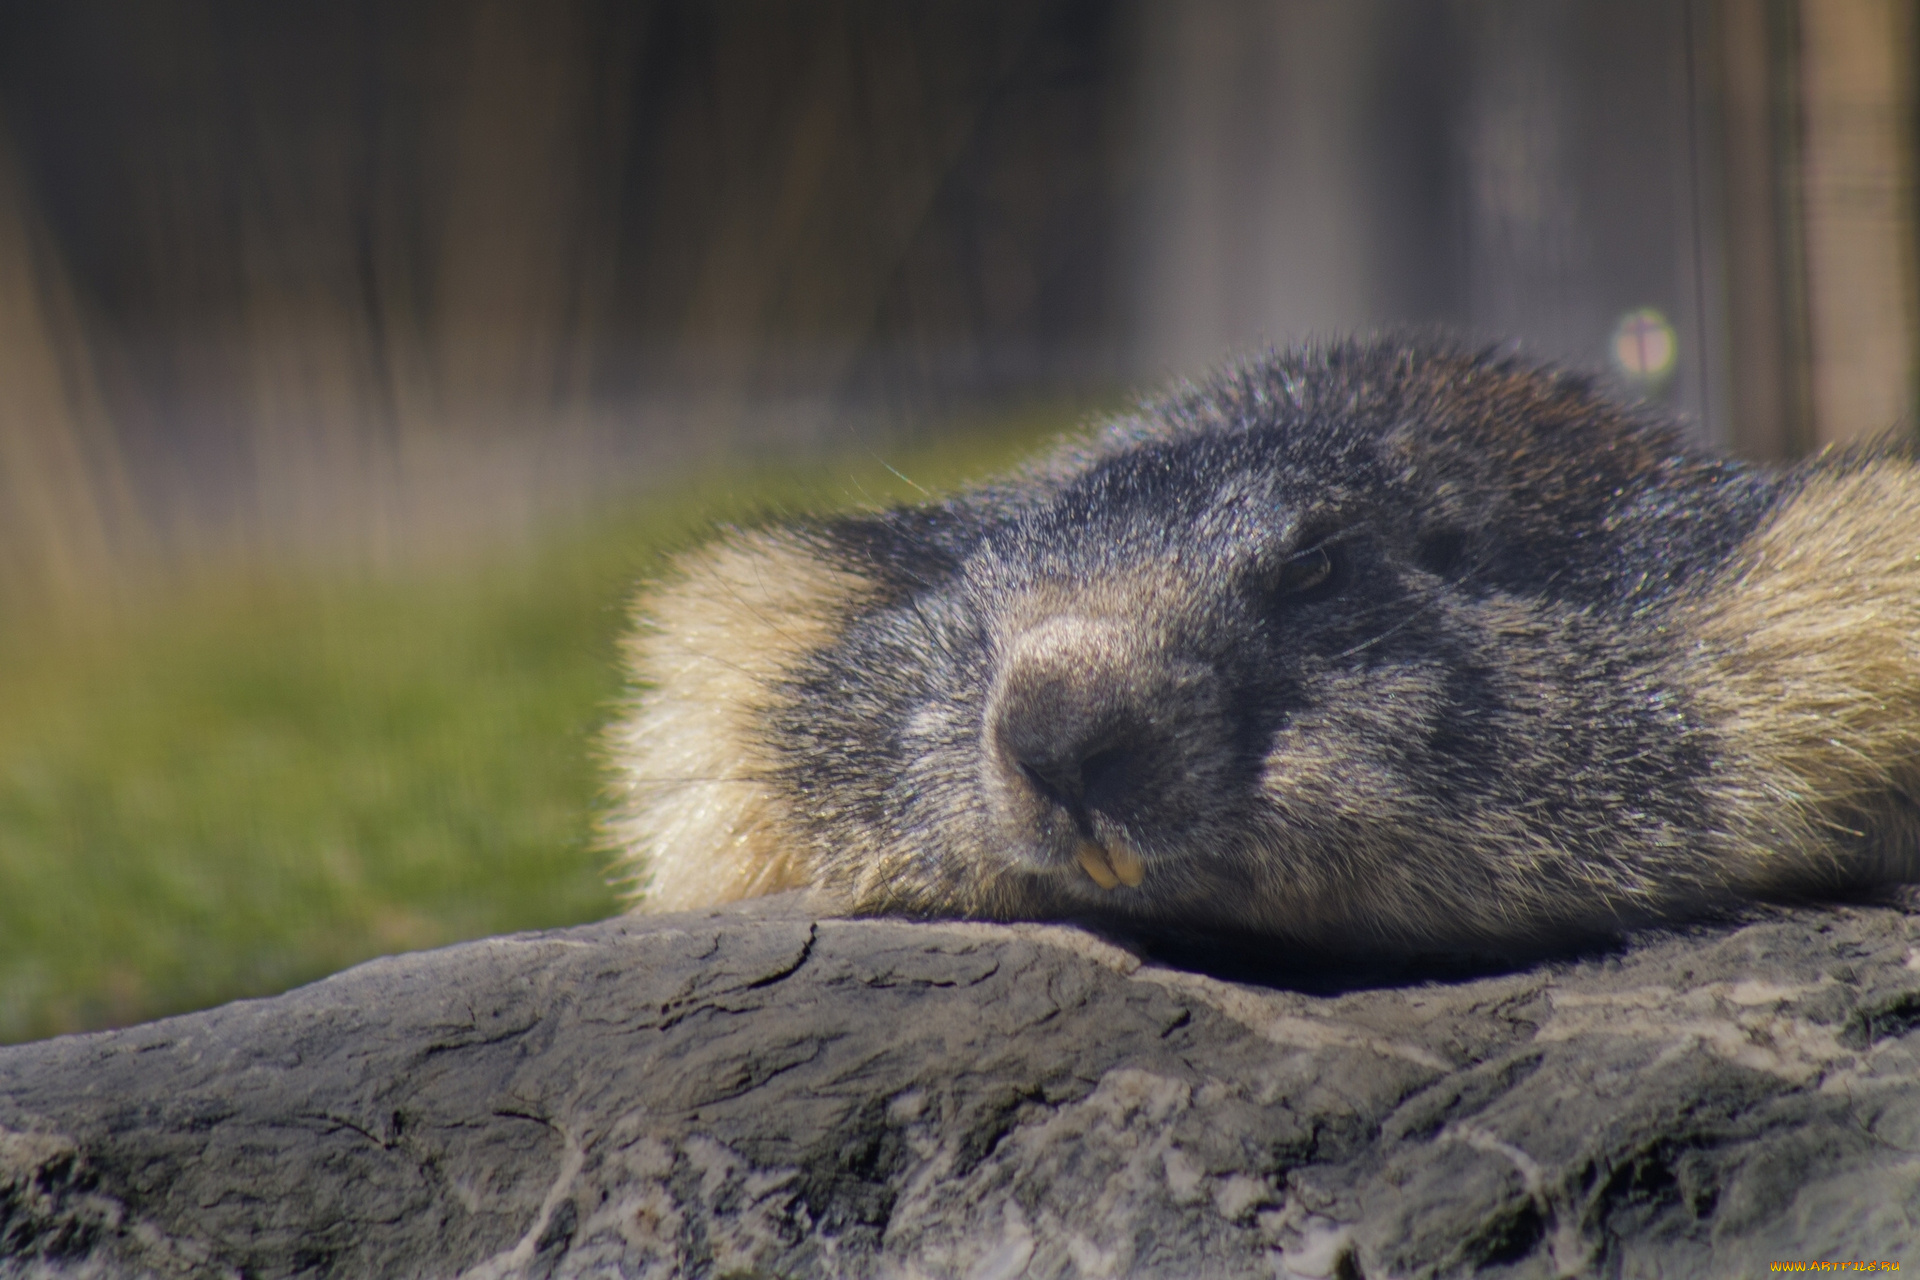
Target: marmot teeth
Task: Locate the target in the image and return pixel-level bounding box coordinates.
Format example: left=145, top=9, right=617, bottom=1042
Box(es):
left=604, top=337, right=1920, bottom=952
left=1076, top=838, right=1144, bottom=890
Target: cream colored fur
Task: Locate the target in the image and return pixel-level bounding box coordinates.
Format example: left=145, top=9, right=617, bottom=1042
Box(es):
left=1688, top=459, right=1920, bottom=882
left=604, top=530, right=869, bottom=912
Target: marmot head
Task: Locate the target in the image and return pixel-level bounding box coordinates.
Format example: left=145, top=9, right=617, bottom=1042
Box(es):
left=767, top=340, right=1783, bottom=949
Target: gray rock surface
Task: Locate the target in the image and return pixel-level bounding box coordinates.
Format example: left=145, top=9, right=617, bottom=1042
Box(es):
left=2, top=895, right=1917, bottom=1278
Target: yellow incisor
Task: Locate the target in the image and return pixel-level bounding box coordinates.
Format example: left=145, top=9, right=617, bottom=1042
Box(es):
left=1075, top=838, right=1145, bottom=890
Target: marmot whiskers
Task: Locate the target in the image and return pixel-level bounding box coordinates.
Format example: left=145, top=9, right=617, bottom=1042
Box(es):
left=605, top=339, right=1920, bottom=951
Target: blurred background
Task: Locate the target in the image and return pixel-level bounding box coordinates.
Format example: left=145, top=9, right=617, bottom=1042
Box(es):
left=1, top=0, right=1914, bottom=1041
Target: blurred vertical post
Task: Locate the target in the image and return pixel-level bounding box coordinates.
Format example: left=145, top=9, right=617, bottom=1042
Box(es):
left=428, top=0, right=625, bottom=442
left=1795, top=0, right=1918, bottom=445
left=0, top=124, right=131, bottom=602
left=1130, top=1, right=1394, bottom=376
left=209, top=0, right=633, bottom=561
left=1711, top=0, right=1814, bottom=459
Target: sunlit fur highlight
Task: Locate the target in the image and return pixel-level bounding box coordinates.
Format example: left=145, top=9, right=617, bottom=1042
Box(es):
left=1688, top=459, right=1920, bottom=888
left=604, top=530, right=869, bottom=910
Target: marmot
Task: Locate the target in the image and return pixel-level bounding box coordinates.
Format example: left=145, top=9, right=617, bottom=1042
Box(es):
left=604, top=338, right=1920, bottom=952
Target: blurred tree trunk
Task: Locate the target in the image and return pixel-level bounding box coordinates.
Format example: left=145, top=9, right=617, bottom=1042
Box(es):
left=426, top=0, right=632, bottom=436
left=654, top=3, right=1062, bottom=442
left=222, top=0, right=636, bottom=559
left=1796, top=0, right=1918, bottom=445
left=1129, top=0, right=1409, bottom=378
left=1712, top=0, right=1814, bottom=460
left=1712, top=0, right=1919, bottom=453
left=0, top=126, right=133, bottom=601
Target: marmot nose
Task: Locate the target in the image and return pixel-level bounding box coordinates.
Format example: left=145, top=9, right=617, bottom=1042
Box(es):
left=987, top=616, right=1144, bottom=815
left=1010, top=733, right=1131, bottom=810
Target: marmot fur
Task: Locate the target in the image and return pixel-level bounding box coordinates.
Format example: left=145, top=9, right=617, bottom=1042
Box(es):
left=604, top=339, right=1920, bottom=951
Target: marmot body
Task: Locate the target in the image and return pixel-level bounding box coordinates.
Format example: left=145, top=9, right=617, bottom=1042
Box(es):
left=606, top=340, right=1920, bottom=951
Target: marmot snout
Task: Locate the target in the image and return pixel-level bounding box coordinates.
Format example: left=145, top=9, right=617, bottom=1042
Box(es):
left=605, top=339, right=1920, bottom=950
left=986, top=612, right=1229, bottom=892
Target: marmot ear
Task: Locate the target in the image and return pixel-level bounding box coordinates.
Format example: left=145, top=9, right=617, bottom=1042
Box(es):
left=1414, top=527, right=1468, bottom=579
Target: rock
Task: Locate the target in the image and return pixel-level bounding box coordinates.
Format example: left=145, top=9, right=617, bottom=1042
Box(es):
left=2, top=894, right=1918, bottom=1278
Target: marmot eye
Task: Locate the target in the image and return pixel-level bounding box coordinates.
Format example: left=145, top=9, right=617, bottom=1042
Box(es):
left=1273, top=545, right=1335, bottom=598
left=1416, top=528, right=1467, bottom=578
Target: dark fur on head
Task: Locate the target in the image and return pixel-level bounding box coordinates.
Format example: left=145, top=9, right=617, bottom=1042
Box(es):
left=606, top=338, right=1920, bottom=952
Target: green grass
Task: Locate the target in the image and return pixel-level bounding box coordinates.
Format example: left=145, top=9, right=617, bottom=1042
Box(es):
left=0, top=412, right=1079, bottom=1043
